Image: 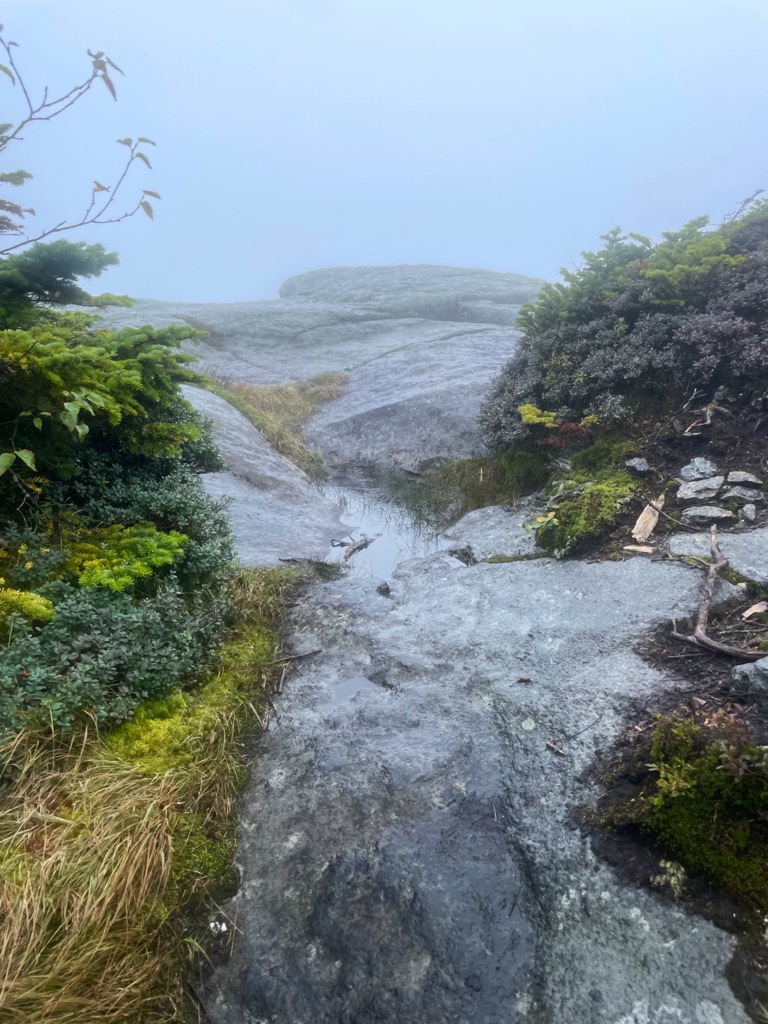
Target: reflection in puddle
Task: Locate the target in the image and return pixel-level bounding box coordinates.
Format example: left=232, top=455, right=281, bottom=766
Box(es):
left=320, top=476, right=454, bottom=578
left=327, top=675, right=380, bottom=705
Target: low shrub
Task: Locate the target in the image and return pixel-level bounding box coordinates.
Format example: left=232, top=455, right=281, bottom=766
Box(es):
left=480, top=203, right=768, bottom=451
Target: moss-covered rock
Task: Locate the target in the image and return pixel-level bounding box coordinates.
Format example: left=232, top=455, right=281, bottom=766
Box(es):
left=536, top=474, right=637, bottom=556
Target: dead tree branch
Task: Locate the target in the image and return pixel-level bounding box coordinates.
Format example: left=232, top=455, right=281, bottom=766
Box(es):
left=670, top=524, right=768, bottom=661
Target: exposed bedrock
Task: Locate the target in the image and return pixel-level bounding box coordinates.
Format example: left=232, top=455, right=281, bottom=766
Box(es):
left=204, top=544, right=747, bottom=1024
left=180, top=385, right=342, bottom=565
left=92, top=265, right=543, bottom=473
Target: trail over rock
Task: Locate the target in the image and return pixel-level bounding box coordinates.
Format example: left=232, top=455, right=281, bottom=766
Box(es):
left=204, top=526, right=747, bottom=1024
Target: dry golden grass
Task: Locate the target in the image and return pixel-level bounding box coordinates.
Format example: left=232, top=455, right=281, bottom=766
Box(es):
left=211, top=371, right=347, bottom=474
left=0, top=731, right=180, bottom=1023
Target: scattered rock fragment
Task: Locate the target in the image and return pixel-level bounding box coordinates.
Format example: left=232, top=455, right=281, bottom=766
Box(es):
left=680, top=505, right=734, bottom=526
left=727, top=471, right=763, bottom=485
left=741, top=503, right=757, bottom=523
left=625, top=457, right=650, bottom=474
left=376, top=581, right=392, bottom=598
left=721, top=486, right=765, bottom=504
left=676, top=476, right=724, bottom=501
left=679, top=457, right=719, bottom=481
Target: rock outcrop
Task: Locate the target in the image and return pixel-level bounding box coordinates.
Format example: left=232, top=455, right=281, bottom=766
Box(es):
left=181, top=385, right=342, bottom=565
left=92, top=265, right=543, bottom=473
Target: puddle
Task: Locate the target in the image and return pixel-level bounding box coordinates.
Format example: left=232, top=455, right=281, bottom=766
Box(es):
left=326, top=675, right=381, bottom=705
left=320, top=473, right=455, bottom=577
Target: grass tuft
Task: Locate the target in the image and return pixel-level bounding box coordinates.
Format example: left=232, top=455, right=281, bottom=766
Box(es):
left=205, top=372, right=347, bottom=475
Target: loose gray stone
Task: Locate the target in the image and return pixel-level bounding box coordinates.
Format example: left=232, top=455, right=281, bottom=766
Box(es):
left=727, top=471, right=763, bottom=485
left=676, top=476, right=724, bottom=501
left=741, top=504, right=757, bottom=523
left=625, top=457, right=650, bottom=474
left=680, top=505, right=734, bottom=526
left=679, top=457, right=719, bottom=481
left=729, top=659, right=768, bottom=697
left=667, top=526, right=768, bottom=584
left=721, top=486, right=765, bottom=504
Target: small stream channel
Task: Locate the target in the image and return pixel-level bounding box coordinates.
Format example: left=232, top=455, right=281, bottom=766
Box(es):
left=319, top=471, right=459, bottom=578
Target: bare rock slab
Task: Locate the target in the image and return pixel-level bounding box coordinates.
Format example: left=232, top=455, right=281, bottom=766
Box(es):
left=680, top=505, right=734, bottom=526
left=182, top=386, right=342, bottom=566
left=91, top=265, right=546, bottom=474
left=667, top=526, right=768, bottom=585
left=676, top=476, right=724, bottom=501
left=204, top=555, right=748, bottom=1024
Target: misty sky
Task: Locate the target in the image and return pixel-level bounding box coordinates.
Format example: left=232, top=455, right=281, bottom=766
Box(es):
left=3, top=0, right=768, bottom=302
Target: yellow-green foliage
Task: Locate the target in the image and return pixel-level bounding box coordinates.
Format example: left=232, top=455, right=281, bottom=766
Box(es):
left=0, top=567, right=299, bottom=1024
left=106, top=623, right=276, bottom=780
left=517, top=403, right=560, bottom=428
left=0, top=586, right=55, bottom=631
left=640, top=717, right=768, bottom=910
left=66, top=523, right=187, bottom=591
left=206, top=371, right=347, bottom=474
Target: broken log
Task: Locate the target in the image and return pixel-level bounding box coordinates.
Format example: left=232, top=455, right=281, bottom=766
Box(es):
left=343, top=535, right=374, bottom=561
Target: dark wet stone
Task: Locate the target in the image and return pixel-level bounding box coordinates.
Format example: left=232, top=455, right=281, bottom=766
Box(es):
left=680, top=505, right=734, bottom=526
left=722, top=486, right=764, bottom=504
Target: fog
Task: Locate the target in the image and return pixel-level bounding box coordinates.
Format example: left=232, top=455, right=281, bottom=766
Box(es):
left=3, top=0, right=767, bottom=300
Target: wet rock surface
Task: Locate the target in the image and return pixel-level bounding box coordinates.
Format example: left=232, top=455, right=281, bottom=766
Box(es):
left=205, top=533, right=748, bottom=1024
left=181, top=386, right=342, bottom=565
left=667, top=525, right=768, bottom=584
left=132, top=280, right=761, bottom=1022
left=92, top=264, right=543, bottom=473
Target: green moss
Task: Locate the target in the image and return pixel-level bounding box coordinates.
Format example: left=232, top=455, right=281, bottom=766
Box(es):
left=105, top=622, right=277, bottom=776
left=171, top=813, right=237, bottom=895
left=570, top=434, right=638, bottom=479
left=618, top=715, right=768, bottom=912
left=309, top=559, right=343, bottom=580
left=536, top=473, right=637, bottom=555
